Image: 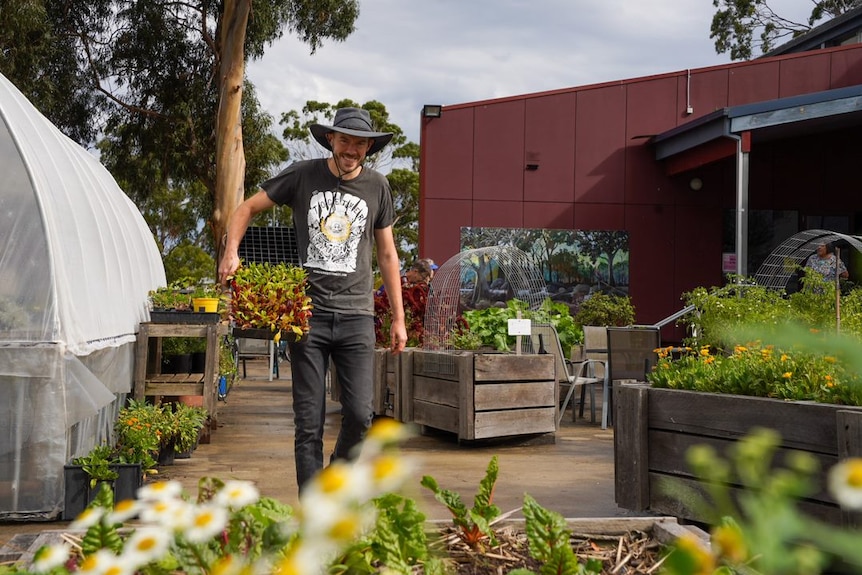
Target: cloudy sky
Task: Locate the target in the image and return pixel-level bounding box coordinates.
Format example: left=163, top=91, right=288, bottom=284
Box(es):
left=246, top=0, right=813, bottom=146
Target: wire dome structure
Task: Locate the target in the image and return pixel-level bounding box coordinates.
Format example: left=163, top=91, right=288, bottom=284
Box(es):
left=754, top=229, right=862, bottom=290
left=423, top=245, right=548, bottom=350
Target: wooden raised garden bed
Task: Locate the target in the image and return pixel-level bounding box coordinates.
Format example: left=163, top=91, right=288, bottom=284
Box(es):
left=406, top=350, right=556, bottom=442
left=614, top=382, right=862, bottom=527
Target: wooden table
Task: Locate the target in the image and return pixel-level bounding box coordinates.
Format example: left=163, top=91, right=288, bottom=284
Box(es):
left=133, top=322, right=228, bottom=440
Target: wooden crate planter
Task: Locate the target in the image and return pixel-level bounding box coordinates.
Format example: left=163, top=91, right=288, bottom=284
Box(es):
left=372, top=348, right=414, bottom=421
left=408, top=350, right=556, bottom=441
left=614, top=383, right=862, bottom=527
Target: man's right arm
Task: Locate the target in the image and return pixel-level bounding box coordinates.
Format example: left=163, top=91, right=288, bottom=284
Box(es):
left=218, top=190, right=277, bottom=284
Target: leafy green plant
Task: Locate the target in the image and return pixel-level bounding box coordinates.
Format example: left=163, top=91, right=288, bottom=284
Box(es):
left=421, top=454, right=501, bottom=548
left=573, top=292, right=635, bottom=328
left=71, top=444, right=119, bottom=487
left=511, top=494, right=602, bottom=575
left=462, top=298, right=583, bottom=351
left=446, top=323, right=484, bottom=350
left=648, top=340, right=862, bottom=406
left=148, top=282, right=193, bottom=311
left=662, top=428, right=862, bottom=575
left=164, top=402, right=208, bottom=453
left=533, top=298, right=583, bottom=348
left=113, top=399, right=162, bottom=473
left=229, top=261, right=312, bottom=340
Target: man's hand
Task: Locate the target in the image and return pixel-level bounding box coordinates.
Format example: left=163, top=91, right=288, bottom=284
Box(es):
left=218, top=252, right=241, bottom=285
left=389, top=317, right=408, bottom=354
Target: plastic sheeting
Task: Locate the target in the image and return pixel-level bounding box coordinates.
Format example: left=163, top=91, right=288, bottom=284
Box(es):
left=0, top=73, right=166, bottom=519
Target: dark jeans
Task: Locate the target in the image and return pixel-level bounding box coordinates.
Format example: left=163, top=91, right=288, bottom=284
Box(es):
left=287, top=310, right=375, bottom=492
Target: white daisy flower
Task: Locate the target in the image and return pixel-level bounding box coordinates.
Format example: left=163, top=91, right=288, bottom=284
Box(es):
left=137, top=480, right=183, bottom=501
left=300, top=497, right=375, bottom=544
left=362, top=419, right=414, bottom=451
left=30, top=542, right=71, bottom=573
left=274, top=540, right=331, bottom=575
left=121, top=526, right=171, bottom=568
left=209, top=554, right=250, bottom=575
left=139, top=497, right=193, bottom=531
left=183, top=503, right=229, bottom=543
left=105, top=498, right=140, bottom=524
left=69, top=506, right=105, bottom=530
left=301, top=461, right=369, bottom=506
left=78, top=549, right=129, bottom=575
left=828, top=457, right=862, bottom=510
left=367, top=453, right=415, bottom=495
left=214, top=480, right=260, bottom=509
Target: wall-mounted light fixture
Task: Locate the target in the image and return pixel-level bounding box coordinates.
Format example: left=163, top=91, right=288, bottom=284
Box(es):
left=689, top=177, right=703, bottom=191
left=422, top=104, right=442, bottom=118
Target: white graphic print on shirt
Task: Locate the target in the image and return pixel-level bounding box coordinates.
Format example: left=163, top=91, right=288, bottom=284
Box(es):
left=305, top=190, right=368, bottom=274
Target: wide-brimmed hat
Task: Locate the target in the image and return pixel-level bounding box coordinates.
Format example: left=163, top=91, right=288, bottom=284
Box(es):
left=310, top=107, right=394, bottom=155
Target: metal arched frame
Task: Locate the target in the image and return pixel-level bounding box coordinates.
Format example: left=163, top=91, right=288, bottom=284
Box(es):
left=753, top=229, right=862, bottom=290
left=422, top=246, right=547, bottom=351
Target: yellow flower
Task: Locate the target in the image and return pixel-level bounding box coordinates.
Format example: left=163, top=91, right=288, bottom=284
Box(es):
left=780, top=354, right=789, bottom=362
left=734, top=345, right=748, bottom=354
left=699, top=347, right=711, bottom=357
left=824, top=356, right=837, bottom=363
left=712, top=523, right=748, bottom=563
left=704, top=356, right=715, bottom=364
left=783, top=372, right=793, bottom=379
left=825, top=375, right=834, bottom=387
left=672, top=533, right=715, bottom=575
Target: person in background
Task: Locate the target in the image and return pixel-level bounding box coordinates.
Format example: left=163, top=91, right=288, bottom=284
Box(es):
left=403, top=259, right=433, bottom=287
left=805, top=241, right=848, bottom=282
left=423, top=258, right=438, bottom=281
left=218, top=107, right=407, bottom=493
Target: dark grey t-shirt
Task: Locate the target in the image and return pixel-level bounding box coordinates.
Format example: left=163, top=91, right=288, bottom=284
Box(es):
left=260, top=159, right=395, bottom=315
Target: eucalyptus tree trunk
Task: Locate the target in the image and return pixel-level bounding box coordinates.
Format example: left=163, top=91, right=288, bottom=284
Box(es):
left=214, top=0, right=250, bottom=265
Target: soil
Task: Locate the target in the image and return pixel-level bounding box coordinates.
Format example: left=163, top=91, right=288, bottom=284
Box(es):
left=436, top=525, right=665, bottom=575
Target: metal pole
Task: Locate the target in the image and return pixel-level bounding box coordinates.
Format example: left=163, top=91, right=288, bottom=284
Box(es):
left=836, top=247, right=841, bottom=333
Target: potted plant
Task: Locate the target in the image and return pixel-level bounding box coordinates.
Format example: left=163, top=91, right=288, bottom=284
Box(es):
left=63, top=443, right=144, bottom=520
left=228, top=261, right=312, bottom=341
left=191, top=283, right=224, bottom=313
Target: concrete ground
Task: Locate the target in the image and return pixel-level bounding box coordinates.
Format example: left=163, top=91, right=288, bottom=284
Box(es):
left=1, top=358, right=656, bottom=552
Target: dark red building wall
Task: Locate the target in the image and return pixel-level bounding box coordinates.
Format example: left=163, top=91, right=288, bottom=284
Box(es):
left=419, top=44, right=862, bottom=331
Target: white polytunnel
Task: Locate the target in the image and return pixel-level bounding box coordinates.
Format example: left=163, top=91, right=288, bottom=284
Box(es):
left=0, top=73, right=166, bottom=519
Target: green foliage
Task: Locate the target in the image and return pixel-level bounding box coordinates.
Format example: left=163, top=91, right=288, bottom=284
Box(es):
left=680, top=276, right=862, bottom=353
left=710, top=0, right=859, bottom=61
left=514, top=495, right=602, bottom=575
left=573, top=292, right=635, bottom=328
left=229, top=261, right=312, bottom=338
left=662, top=428, right=862, bottom=574
left=533, top=298, right=584, bottom=349
left=446, top=324, right=484, bottom=350
left=72, top=445, right=119, bottom=487
left=0, top=1, right=357, bottom=265
left=463, top=300, right=530, bottom=351
left=421, top=455, right=501, bottom=548
left=80, top=483, right=125, bottom=556
left=461, top=298, right=584, bottom=351
left=649, top=340, right=862, bottom=405
left=337, top=493, right=436, bottom=574
left=163, top=241, right=216, bottom=285
left=165, top=402, right=208, bottom=453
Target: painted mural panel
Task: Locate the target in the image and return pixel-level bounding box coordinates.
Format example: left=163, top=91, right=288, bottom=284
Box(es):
left=460, top=226, right=629, bottom=315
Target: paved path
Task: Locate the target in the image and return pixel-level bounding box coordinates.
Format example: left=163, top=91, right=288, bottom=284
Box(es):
left=1, top=359, right=654, bottom=552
